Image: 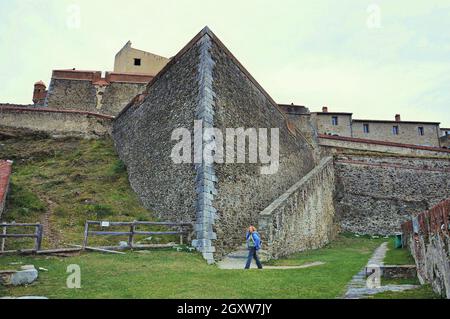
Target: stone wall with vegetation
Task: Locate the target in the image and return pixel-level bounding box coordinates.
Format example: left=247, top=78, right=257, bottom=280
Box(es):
left=402, top=199, right=450, bottom=299
left=335, top=154, right=450, bottom=235
left=0, top=107, right=113, bottom=138
left=258, top=157, right=336, bottom=259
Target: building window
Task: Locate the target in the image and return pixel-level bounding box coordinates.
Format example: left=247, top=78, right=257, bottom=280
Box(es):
left=418, top=127, right=424, bottom=136
left=363, top=123, right=370, bottom=134
left=331, top=116, right=338, bottom=126
left=134, top=58, right=141, bottom=66
left=392, top=125, right=399, bottom=135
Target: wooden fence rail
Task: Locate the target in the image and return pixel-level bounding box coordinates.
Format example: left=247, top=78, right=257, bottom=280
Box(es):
left=0, top=222, right=43, bottom=253
left=83, top=220, right=194, bottom=250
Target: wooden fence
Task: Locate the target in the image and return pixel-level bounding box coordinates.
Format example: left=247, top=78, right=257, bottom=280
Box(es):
left=0, top=222, right=43, bottom=254
left=83, top=220, right=194, bottom=250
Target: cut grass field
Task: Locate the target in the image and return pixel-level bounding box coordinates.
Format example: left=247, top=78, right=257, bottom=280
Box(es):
left=0, top=235, right=386, bottom=299
left=383, top=239, right=415, bottom=265
left=0, top=234, right=439, bottom=299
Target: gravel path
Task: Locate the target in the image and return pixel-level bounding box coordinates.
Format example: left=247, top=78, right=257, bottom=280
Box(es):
left=217, top=247, right=324, bottom=270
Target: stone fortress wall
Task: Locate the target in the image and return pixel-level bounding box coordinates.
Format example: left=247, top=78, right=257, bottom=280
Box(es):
left=113, top=28, right=320, bottom=262
left=334, top=154, right=450, bottom=235
left=259, top=157, right=337, bottom=259
left=45, top=70, right=152, bottom=116
left=0, top=106, right=113, bottom=138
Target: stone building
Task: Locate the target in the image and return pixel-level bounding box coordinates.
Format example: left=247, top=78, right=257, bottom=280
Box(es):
left=352, top=115, right=441, bottom=147
left=44, top=69, right=153, bottom=116
left=114, top=41, right=170, bottom=76
left=310, top=107, right=353, bottom=137
left=28, top=42, right=170, bottom=116
left=312, top=108, right=442, bottom=147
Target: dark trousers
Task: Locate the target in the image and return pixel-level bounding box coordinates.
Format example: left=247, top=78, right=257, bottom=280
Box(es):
left=245, top=247, right=263, bottom=269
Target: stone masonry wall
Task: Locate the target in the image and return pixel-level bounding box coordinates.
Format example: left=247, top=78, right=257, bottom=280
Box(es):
left=210, top=39, right=317, bottom=258
left=46, top=79, right=97, bottom=111
left=0, top=107, right=113, bottom=138
left=113, top=37, right=200, bottom=225
left=46, top=78, right=147, bottom=116
left=319, top=134, right=450, bottom=157
left=402, top=199, right=450, bottom=298
left=335, top=154, right=450, bottom=235
left=258, top=157, right=336, bottom=259
left=101, top=82, right=147, bottom=116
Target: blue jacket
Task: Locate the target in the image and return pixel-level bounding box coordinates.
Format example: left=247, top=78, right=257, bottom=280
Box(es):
left=246, top=231, right=261, bottom=250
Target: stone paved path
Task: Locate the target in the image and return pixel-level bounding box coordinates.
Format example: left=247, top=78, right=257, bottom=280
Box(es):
left=343, top=242, right=418, bottom=299
left=217, top=247, right=324, bottom=270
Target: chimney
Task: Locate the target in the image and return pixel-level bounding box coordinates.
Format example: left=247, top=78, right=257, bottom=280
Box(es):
left=322, top=106, right=328, bottom=113
left=395, top=114, right=401, bottom=122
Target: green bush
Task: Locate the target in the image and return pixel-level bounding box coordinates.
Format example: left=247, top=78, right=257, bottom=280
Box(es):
left=7, top=183, right=46, bottom=216
left=86, top=204, right=114, bottom=218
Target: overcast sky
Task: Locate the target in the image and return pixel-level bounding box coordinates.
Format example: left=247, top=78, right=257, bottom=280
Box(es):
left=0, top=0, right=449, bottom=127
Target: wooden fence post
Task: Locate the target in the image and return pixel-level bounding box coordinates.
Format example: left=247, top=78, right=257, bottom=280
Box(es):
left=83, top=221, right=89, bottom=249
left=34, top=224, right=43, bottom=252
left=1, top=223, right=6, bottom=252
left=128, top=221, right=135, bottom=249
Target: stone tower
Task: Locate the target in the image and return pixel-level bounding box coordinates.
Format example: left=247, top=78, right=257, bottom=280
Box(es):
left=33, top=80, right=47, bottom=107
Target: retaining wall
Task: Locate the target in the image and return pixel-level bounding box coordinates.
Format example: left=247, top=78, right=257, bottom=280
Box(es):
left=0, top=106, right=113, bottom=138
left=258, top=157, right=336, bottom=259
left=402, top=199, right=450, bottom=298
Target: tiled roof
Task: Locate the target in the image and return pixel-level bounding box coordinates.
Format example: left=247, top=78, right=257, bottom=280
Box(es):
left=0, top=160, right=12, bottom=205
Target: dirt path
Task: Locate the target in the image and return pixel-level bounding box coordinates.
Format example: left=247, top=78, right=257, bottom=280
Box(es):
left=40, top=197, right=62, bottom=248
left=217, top=247, right=324, bottom=270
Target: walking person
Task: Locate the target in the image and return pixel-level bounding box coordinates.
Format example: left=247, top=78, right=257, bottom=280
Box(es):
left=245, top=225, right=263, bottom=269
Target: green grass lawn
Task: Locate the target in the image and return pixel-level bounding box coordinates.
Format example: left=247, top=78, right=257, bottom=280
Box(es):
left=0, top=234, right=386, bottom=299
left=383, top=238, right=415, bottom=265
left=369, top=285, right=440, bottom=299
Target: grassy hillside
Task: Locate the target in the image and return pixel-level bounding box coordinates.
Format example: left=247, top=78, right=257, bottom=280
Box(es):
left=0, top=128, right=156, bottom=249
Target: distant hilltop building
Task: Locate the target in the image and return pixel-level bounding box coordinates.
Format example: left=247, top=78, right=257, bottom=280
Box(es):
left=311, top=107, right=442, bottom=147
left=31, top=41, right=169, bottom=116
left=114, top=41, right=170, bottom=76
